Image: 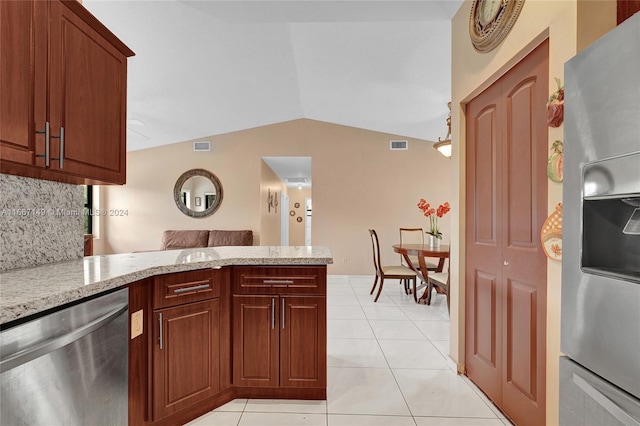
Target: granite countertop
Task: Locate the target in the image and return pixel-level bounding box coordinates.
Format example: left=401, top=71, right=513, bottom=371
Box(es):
left=0, top=246, right=333, bottom=325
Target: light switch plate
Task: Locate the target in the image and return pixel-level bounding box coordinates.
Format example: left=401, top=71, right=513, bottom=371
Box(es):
left=131, top=309, right=143, bottom=339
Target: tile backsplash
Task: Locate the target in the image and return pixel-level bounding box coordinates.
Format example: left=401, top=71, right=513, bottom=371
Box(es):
left=0, top=174, right=84, bottom=271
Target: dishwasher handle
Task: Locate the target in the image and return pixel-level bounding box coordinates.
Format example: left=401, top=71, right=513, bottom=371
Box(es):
left=0, top=303, right=128, bottom=373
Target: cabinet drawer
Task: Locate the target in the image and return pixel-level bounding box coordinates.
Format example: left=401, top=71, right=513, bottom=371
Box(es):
left=153, top=269, right=221, bottom=309
left=233, top=266, right=326, bottom=295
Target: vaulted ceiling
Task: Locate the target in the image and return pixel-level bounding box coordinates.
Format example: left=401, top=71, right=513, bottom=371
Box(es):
left=83, top=1, right=463, bottom=152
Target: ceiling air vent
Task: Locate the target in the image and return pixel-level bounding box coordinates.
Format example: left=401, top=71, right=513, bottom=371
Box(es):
left=193, top=141, right=211, bottom=152
left=286, top=178, right=308, bottom=183
left=390, top=140, right=408, bottom=150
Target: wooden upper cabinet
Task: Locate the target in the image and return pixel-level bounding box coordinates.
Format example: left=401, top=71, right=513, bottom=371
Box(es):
left=0, top=0, right=134, bottom=185
left=0, top=1, right=46, bottom=167
left=48, top=0, right=130, bottom=184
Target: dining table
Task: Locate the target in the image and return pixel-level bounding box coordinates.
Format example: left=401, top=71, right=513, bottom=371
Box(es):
left=392, top=243, right=450, bottom=304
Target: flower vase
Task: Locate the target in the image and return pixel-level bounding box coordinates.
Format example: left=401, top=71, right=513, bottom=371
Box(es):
left=427, top=234, right=440, bottom=249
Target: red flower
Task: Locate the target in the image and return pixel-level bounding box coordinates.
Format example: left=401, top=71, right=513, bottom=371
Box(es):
left=418, top=199, right=450, bottom=218
left=437, top=202, right=451, bottom=217
left=417, top=199, right=450, bottom=238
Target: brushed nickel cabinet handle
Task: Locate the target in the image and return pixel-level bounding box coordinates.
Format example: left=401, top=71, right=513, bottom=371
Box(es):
left=158, top=313, right=163, bottom=350
left=281, top=298, right=285, bottom=329
left=173, top=284, right=210, bottom=294
left=51, top=127, right=64, bottom=169
left=35, top=121, right=50, bottom=167
left=263, top=279, right=294, bottom=284
left=271, top=298, right=275, bottom=329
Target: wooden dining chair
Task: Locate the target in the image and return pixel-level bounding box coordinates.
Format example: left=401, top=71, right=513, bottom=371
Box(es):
left=399, top=227, right=438, bottom=296
left=427, top=251, right=450, bottom=312
left=369, top=229, right=417, bottom=302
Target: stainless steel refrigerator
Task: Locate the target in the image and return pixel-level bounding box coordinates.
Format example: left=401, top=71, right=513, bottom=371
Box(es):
left=561, top=11, right=640, bottom=426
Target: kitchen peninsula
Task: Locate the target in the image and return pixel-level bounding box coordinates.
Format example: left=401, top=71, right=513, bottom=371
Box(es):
left=0, top=246, right=332, bottom=426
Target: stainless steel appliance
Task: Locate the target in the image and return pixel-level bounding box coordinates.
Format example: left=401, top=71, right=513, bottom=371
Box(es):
left=561, top=11, right=640, bottom=425
left=0, top=288, right=129, bottom=425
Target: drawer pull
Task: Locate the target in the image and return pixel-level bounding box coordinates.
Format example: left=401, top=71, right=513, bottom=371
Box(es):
left=158, top=313, right=163, bottom=350
left=263, top=279, right=294, bottom=284
left=271, top=298, right=276, bottom=329
left=173, top=284, right=211, bottom=294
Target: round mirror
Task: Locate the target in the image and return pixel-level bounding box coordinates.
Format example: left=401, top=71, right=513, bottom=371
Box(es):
left=173, top=169, right=223, bottom=218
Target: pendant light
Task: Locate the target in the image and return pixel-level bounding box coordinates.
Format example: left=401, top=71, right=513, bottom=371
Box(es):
left=434, top=102, right=452, bottom=158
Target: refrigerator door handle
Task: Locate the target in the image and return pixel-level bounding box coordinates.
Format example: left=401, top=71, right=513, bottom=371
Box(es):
left=573, top=373, right=640, bottom=426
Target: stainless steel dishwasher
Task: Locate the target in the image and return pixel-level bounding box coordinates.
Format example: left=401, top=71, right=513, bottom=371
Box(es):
left=0, top=288, right=128, bottom=425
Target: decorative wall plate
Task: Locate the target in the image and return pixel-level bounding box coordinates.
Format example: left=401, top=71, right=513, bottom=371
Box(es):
left=290, top=210, right=296, bottom=216
left=547, top=140, right=564, bottom=183
left=541, top=202, right=562, bottom=261
left=296, top=217, right=303, bottom=223
left=294, top=202, right=301, bottom=208
left=547, top=77, right=565, bottom=127
left=469, top=0, right=525, bottom=53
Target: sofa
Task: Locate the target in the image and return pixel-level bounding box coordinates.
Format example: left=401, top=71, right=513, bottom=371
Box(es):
left=160, top=230, right=253, bottom=250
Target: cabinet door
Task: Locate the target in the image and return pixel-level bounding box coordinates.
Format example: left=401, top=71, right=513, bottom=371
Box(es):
left=153, top=299, right=220, bottom=421
left=280, top=296, right=326, bottom=388
left=48, top=0, right=128, bottom=184
left=232, top=295, right=279, bottom=388
left=0, top=1, right=46, bottom=166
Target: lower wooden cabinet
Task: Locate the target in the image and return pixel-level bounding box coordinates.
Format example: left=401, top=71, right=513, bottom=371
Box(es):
left=129, top=265, right=326, bottom=425
left=153, top=299, right=220, bottom=420
left=233, top=295, right=326, bottom=389
left=280, top=296, right=326, bottom=388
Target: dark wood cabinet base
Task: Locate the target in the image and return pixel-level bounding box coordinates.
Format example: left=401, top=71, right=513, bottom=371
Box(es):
left=234, top=386, right=326, bottom=400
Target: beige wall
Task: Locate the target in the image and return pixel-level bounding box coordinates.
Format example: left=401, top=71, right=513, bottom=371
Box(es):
left=450, top=1, right=615, bottom=424
left=95, top=119, right=452, bottom=274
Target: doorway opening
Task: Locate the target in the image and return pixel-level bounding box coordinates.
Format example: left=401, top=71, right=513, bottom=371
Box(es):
left=261, top=156, right=312, bottom=246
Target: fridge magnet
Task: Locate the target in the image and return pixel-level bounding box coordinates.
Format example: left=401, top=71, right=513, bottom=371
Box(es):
left=547, top=140, right=564, bottom=183
left=541, top=202, right=563, bottom=261
left=547, top=77, right=564, bottom=127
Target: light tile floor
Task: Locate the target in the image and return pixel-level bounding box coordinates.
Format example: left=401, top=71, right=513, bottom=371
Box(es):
left=186, top=275, right=513, bottom=426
